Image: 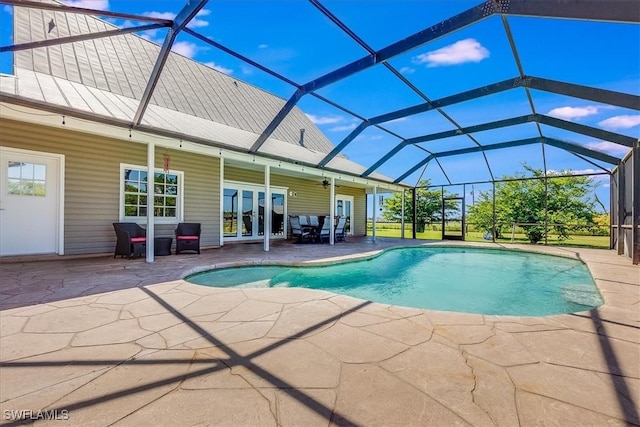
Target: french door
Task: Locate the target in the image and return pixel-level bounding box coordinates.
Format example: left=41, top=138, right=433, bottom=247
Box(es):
left=223, top=182, right=286, bottom=241
left=335, top=194, right=354, bottom=236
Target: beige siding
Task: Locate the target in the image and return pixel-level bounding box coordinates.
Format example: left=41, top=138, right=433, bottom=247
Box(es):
left=1, top=118, right=220, bottom=255
left=225, top=166, right=366, bottom=236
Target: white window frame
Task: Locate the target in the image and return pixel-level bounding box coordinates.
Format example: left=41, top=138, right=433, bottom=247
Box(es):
left=119, top=163, right=184, bottom=224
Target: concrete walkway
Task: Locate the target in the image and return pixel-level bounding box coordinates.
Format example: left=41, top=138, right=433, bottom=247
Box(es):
left=1, top=238, right=638, bottom=426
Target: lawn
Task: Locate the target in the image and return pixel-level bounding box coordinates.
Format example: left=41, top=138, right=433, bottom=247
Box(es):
left=367, top=224, right=610, bottom=249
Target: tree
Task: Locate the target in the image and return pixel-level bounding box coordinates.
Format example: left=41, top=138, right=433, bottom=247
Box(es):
left=382, top=180, right=458, bottom=232
left=467, top=165, right=598, bottom=244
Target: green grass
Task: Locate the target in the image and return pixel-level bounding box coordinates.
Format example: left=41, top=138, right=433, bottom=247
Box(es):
left=367, top=225, right=610, bottom=249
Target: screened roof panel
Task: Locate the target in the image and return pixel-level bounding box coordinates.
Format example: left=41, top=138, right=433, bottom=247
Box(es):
left=418, top=161, right=452, bottom=187
left=340, top=126, right=403, bottom=169
left=417, top=134, right=479, bottom=153
left=318, top=0, right=480, bottom=51
left=435, top=152, right=494, bottom=183
left=436, top=87, right=532, bottom=128
left=538, top=124, right=631, bottom=160
left=508, top=17, right=640, bottom=89
left=529, top=90, right=640, bottom=140
left=188, top=1, right=367, bottom=83
left=313, top=65, right=427, bottom=117
left=375, top=144, right=429, bottom=182
left=386, top=16, right=520, bottom=99
left=470, top=122, right=540, bottom=145
left=380, top=109, right=463, bottom=139
left=483, top=144, right=545, bottom=178
left=542, top=144, right=612, bottom=176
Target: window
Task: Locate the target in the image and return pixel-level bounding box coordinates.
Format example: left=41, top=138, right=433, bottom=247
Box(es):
left=7, top=161, right=46, bottom=196
left=121, top=164, right=183, bottom=222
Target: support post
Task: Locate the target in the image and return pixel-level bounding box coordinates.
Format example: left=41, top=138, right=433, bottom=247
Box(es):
left=146, top=142, right=155, bottom=263
left=264, top=164, right=271, bottom=252
left=492, top=181, right=496, bottom=243
left=617, top=163, right=625, bottom=255
left=330, top=177, right=335, bottom=245
left=610, top=173, right=614, bottom=250
left=372, top=186, right=377, bottom=242
left=412, top=187, right=417, bottom=239
left=542, top=144, right=549, bottom=246
left=633, top=141, right=639, bottom=264
left=219, top=158, right=224, bottom=247
left=401, top=189, right=405, bottom=239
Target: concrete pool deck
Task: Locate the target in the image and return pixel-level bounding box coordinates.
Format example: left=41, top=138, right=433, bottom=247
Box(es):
left=0, top=238, right=638, bottom=426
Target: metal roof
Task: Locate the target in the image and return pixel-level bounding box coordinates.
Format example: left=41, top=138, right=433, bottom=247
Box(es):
left=0, top=0, right=638, bottom=188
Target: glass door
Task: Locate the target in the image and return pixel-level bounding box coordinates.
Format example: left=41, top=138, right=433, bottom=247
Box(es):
left=223, top=182, right=287, bottom=241
left=335, top=194, right=354, bottom=236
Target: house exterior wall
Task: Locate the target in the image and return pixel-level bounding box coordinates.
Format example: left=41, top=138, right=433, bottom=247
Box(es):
left=0, top=118, right=220, bottom=255
left=225, top=167, right=367, bottom=236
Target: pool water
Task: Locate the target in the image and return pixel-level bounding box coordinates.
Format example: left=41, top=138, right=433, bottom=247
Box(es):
left=186, top=247, right=603, bottom=316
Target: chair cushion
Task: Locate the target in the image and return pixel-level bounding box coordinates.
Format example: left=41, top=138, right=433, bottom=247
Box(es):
left=177, top=236, right=199, bottom=240
left=130, top=237, right=146, bottom=243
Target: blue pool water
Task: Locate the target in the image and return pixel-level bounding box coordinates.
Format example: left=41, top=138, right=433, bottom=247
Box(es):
left=186, top=247, right=603, bottom=316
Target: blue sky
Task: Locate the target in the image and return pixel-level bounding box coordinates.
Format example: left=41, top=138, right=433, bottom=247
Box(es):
left=1, top=0, right=639, bottom=213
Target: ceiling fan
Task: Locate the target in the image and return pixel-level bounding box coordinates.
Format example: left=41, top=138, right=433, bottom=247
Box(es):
left=320, top=178, right=340, bottom=189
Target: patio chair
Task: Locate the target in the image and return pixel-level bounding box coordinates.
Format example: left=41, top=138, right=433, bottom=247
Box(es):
left=335, top=216, right=347, bottom=242
left=113, top=222, right=146, bottom=259
left=317, top=216, right=332, bottom=243
left=175, top=222, right=201, bottom=254
left=289, top=215, right=312, bottom=243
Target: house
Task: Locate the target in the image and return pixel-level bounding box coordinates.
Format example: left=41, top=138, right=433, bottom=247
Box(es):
left=0, top=1, right=405, bottom=257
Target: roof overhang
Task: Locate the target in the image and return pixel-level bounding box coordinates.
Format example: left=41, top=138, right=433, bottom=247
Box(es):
left=0, top=98, right=408, bottom=193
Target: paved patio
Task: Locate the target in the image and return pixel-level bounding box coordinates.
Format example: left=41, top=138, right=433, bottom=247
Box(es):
left=0, top=238, right=638, bottom=426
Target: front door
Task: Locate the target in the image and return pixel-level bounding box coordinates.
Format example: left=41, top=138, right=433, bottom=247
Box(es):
left=0, top=147, right=62, bottom=255
left=335, top=194, right=354, bottom=236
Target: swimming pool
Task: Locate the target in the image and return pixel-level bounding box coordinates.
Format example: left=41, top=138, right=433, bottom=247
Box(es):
left=186, top=246, right=603, bottom=316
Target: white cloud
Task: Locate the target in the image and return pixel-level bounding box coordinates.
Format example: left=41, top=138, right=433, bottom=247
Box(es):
left=258, top=44, right=269, bottom=49
left=3, top=5, right=13, bottom=14
left=547, top=106, right=600, bottom=120
left=190, top=9, right=211, bottom=28
left=399, top=67, right=415, bottom=74
left=329, top=124, right=357, bottom=132
left=385, top=117, right=407, bottom=124
left=585, top=140, right=631, bottom=156
left=143, top=11, right=175, bottom=20
left=204, top=62, right=233, bottom=75
left=62, top=0, right=109, bottom=10
left=241, top=66, right=254, bottom=76
left=598, top=114, right=640, bottom=129
left=171, top=41, right=198, bottom=58
left=413, top=38, right=489, bottom=67
left=306, top=114, right=343, bottom=125
left=143, top=9, right=210, bottom=28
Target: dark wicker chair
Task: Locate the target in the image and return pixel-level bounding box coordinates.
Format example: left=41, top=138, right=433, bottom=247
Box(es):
left=113, top=222, right=146, bottom=259
left=175, top=223, right=201, bottom=254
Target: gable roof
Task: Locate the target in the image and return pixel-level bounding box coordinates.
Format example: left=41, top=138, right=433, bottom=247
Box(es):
left=3, top=0, right=398, bottom=183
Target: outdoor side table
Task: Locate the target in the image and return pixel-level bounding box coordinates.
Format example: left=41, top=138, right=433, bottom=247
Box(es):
left=154, top=237, right=173, bottom=256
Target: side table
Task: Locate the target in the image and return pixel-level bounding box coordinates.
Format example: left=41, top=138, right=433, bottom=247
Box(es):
left=154, top=237, right=173, bottom=256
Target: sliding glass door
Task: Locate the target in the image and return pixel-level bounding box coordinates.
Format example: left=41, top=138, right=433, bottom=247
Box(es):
left=223, top=182, right=287, bottom=241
